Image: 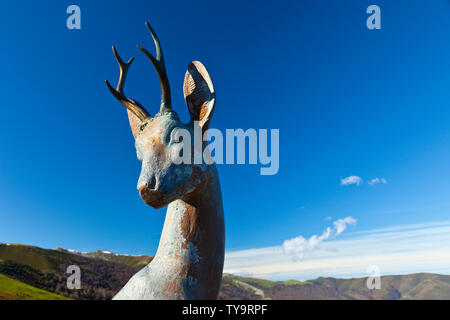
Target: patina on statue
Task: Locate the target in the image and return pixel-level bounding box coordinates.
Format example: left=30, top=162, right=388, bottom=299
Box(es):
left=105, top=22, right=225, bottom=300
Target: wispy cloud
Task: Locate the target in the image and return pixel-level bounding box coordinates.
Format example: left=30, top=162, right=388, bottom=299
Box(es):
left=368, top=177, right=387, bottom=186
left=282, top=217, right=356, bottom=262
left=341, top=176, right=363, bottom=186
left=224, top=220, right=450, bottom=281
left=222, top=269, right=254, bottom=277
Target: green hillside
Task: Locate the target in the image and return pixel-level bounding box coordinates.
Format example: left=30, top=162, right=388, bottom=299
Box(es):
left=0, top=244, right=55, bottom=272
left=0, top=244, right=139, bottom=300
left=0, top=273, right=70, bottom=300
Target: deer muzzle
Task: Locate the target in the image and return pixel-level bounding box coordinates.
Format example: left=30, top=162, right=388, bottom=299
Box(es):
left=138, top=185, right=166, bottom=209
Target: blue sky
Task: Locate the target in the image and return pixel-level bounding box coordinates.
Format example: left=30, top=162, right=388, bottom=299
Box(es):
left=1, top=1, right=449, bottom=280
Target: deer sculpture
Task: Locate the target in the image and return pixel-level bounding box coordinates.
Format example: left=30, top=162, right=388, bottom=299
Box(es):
left=105, top=22, right=225, bottom=300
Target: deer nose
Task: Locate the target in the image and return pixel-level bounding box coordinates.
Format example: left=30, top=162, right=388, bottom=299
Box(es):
left=138, top=176, right=157, bottom=192
left=138, top=177, right=165, bottom=209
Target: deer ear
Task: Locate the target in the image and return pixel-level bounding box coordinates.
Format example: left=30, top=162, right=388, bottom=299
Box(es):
left=183, top=61, right=215, bottom=130
left=126, top=109, right=144, bottom=139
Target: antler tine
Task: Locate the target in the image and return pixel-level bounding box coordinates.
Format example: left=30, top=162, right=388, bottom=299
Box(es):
left=112, top=46, right=134, bottom=94
left=138, top=22, right=172, bottom=113
left=105, top=46, right=151, bottom=123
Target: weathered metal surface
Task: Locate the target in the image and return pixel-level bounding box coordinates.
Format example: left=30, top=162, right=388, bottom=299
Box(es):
left=106, top=22, right=225, bottom=300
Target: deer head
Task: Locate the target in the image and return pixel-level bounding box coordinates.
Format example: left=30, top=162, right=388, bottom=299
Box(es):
left=106, top=22, right=216, bottom=209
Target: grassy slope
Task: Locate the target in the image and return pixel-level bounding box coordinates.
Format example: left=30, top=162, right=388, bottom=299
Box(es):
left=0, top=244, right=55, bottom=272
left=0, top=273, right=70, bottom=300
left=0, top=244, right=139, bottom=300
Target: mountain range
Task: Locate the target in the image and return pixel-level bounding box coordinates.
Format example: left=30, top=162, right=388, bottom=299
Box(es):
left=1, top=243, right=449, bottom=300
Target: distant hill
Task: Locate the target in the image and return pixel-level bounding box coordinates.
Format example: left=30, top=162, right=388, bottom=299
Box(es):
left=1, top=243, right=450, bottom=300
left=219, top=273, right=450, bottom=300
left=55, top=248, right=153, bottom=270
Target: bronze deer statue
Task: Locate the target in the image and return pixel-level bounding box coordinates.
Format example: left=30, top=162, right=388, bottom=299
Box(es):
left=105, top=22, right=225, bottom=299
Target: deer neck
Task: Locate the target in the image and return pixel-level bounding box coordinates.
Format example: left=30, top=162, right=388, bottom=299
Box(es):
left=152, top=166, right=225, bottom=299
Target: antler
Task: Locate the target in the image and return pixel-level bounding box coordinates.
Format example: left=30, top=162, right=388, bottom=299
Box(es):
left=138, top=22, right=172, bottom=113
left=105, top=46, right=151, bottom=124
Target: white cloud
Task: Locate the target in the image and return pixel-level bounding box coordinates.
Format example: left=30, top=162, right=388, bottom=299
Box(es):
left=223, top=269, right=254, bottom=277
left=341, top=176, right=363, bottom=186
left=368, top=177, right=387, bottom=186
left=333, top=216, right=357, bottom=235
left=282, top=216, right=356, bottom=262
left=224, top=220, right=450, bottom=281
